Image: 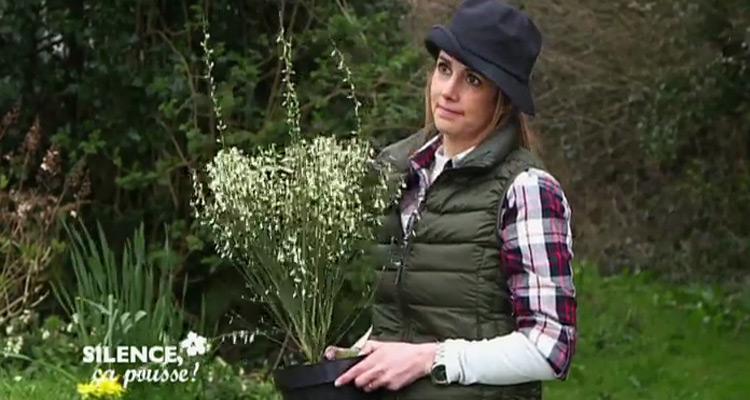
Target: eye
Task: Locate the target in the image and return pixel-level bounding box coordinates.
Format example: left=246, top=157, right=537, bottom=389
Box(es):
left=466, top=74, right=482, bottom=87
left=437, top=61, right=451, bottom=75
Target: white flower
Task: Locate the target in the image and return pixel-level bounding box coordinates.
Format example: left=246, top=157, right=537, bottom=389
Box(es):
left=41, top=329, right=50, bottom=340
left=180, top=331, right=208, bottom=357
left=13, top=376, right=22, bottom=382
left=193, top=23, right=394, bottom=362
left=3, top=336, right=24, bottom=355
left=20, top=309, right=32, bottom=325
left=66, top=313, right=79, bottom=333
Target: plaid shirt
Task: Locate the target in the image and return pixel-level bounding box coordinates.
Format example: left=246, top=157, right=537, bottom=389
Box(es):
left=400, top=134, right=577, bottom=379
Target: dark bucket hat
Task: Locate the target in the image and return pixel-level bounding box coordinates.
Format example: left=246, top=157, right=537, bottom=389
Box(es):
left=425, top=0, right=542, bottom=116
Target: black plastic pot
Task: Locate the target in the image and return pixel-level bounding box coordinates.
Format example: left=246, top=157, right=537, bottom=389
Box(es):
left=273, top=356, right=381, bottom=400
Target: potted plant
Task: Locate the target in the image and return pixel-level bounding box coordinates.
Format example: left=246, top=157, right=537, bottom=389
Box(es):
left=191, top=16, right=397, bottom=400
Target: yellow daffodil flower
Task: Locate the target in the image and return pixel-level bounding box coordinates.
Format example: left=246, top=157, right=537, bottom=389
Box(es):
left=76, top=374, right=125, bottom=399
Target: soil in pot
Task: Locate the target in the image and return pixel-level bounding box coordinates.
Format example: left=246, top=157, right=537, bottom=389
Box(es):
left=273, top=355, right=382, bottom=400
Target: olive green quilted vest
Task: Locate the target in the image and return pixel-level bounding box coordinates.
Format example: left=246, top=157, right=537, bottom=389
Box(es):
left=370, top=117, right=544, bottom=400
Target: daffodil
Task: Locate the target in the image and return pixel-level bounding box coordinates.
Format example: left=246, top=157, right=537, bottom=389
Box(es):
left=76, top=382, right=96, bottom=399
left=76, top=374, right=125, bottom=399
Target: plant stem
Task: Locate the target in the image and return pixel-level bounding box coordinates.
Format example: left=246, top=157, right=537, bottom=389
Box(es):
left=265, top=330, right=290, bottom=379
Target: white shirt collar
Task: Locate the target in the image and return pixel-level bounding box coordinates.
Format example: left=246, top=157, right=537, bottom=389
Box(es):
left=411, top=132, right=476, bottom=167
left=435, top=143, right=475, bottom=164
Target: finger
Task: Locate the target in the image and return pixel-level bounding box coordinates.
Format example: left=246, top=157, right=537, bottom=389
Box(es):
left=353, top=364, right=383, bottom=389
left=358, top=340, right=381, bottom=356
left=334, top=356, right=374, bottom=387
left=334, top=367, right=356, bottom=386
left=365, top=372, right=393, bottom=392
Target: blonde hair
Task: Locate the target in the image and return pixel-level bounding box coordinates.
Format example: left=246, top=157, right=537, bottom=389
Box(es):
left=422, top=71, right=540, bottom=156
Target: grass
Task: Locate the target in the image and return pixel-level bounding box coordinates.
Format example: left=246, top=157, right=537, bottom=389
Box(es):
left=0, top=371, right=78, bottom=400
left=0, top=362, right=280, bottom=400
left=2, top=262, right=748, bottom=399
left=545, top=263, right=750, bottom=400
left=0, top=373, right=210, bottom=400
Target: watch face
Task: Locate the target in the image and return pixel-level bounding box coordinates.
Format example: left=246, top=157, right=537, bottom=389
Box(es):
left=431, top=364, right=448, bottom=384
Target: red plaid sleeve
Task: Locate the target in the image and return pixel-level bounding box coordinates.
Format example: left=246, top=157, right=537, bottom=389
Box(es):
left=499, top=168, right=577, bottom=379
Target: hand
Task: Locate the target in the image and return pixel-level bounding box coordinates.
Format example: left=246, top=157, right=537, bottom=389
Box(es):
left=333, top=340, right=438, bottom=392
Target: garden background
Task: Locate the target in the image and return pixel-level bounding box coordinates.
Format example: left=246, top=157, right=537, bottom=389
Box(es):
left=1, top=0, right=749, bottom=399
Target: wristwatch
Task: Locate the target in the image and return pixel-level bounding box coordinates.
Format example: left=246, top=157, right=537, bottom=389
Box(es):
left=429, top=343, right=450, bottom=385
left=430, top=363, right=449, bottom=385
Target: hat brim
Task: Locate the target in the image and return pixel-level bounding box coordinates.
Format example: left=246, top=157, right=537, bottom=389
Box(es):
left=425, top=25, right=535, bottom=116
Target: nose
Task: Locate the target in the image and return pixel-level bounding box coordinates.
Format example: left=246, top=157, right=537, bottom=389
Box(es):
left=441, top=74, right=460, bottom=101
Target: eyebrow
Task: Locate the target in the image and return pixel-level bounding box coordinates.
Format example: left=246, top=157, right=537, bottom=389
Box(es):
left=437, top=55, right=480, bottom=76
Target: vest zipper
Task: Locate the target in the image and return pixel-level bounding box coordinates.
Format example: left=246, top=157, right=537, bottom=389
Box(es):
left=394, top=210, right=418, bottom=285
left=394, top=168, right=457, bottom=346
left=394, top=165, right=458, bottom=285
left=394, top=179, right=430, bottom=285
left=395, top=197, right=423, bottom=343
left=395, top=156, right=473, bottom=346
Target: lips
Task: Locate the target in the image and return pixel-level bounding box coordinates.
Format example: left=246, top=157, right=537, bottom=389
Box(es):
left=436, top=104, right=463, bottom=116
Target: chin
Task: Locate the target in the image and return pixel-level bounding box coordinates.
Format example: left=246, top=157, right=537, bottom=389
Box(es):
left=434, top=119, right=456, bottom=135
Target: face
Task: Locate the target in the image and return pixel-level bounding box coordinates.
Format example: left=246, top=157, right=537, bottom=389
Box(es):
left=429, top=51, right=498, bottom=139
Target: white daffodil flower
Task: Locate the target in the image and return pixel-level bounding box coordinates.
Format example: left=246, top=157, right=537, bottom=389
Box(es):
left=180, top=331, right=208, bottom=357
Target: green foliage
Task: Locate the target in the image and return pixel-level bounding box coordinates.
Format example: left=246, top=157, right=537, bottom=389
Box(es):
left=640, top=0, right=750, bottom=165
left=0, top=311, right=81, bottom=382
left=544, top=262, right=750, bottom=400
left=0, top=355, right=282, bottom=400
left=0, top=0, right=423, bottom=221
left=52, top=222, right=186, bottom=349
left=0, top=0, right=425, bottom=357
left=0, top=372, right=80, bottom=400
left=631, top=0, right=750, bottom=279
left=0, top=311, right=281, bottom=399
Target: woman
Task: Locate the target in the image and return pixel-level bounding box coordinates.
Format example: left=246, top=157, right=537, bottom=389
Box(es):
left=329, top=1, right=576, bottom=399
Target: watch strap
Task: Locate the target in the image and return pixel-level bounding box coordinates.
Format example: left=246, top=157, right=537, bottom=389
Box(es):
left=430, top=342, right=450, bottom=385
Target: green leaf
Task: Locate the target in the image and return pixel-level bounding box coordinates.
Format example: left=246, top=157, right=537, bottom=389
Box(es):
left=186, top=235, right=204, bottom=251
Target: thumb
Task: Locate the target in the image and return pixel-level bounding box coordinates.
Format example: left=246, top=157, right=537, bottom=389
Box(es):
left=357, top=340, right=381, bottom=356
left=324, top=346, right=340, bottom=360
